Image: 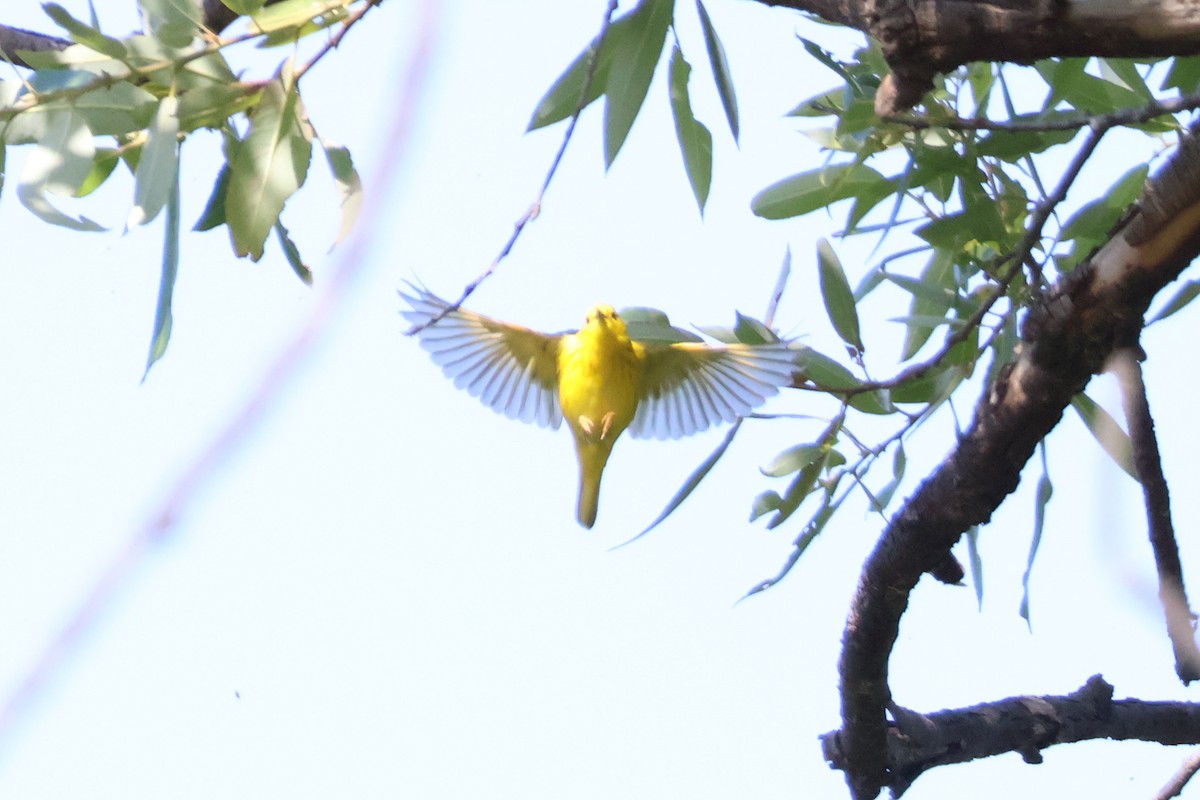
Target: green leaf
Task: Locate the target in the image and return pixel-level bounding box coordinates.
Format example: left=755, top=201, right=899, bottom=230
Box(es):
left=744, top=487, right=843, bottom=598
left=916, top=203, right=1008, bottom=250
left=604, top=0, right=672, bottom=168
left=731, top=312, right=776, bottom=345
left=250, top=0, right=350, bottom=34
left=226, top=68, right=312, bottom=260
left=888, top=314, right=968, bottom=330
left=792, top=346, right=859, bottom=390
left=138, top=0, right=203, bottom=47
left=767, top=416, right=843, bottom=529
left=966, top=62, right=995, bottom=114
left=695, top=0, right=738, bottom=141
left=1148, top=279, right=1200, bottom=325
left=900, top=249, right=955, bottom=360
left=888, top=268, right=960, bottom=309
left=144, top=164, right=180, bottom=379
left=42, top=3, right=128, bottom=57
left=788, top=86, right=847, bottom=118
left=847, top=390, right=893, bottom=416
left=1070, top=393, right=1137, bottom=480
left=1098, top=58, right=1152, bottom=103
left=749, top=490, right=782, bottom=522
left=1060, top=164, right=1148, bottom=240
left=128, top=95, right=180, bottom=229
left=974, top=121, right=1077, bottom=163
left=625, top=307, right=702, bottom=344
left=870, top=443, right=906, bottom=511
left=194, top=162, right=230, bottom=231
left=1019, top=445, right=1053, bottom=626
left=176, top=82, right=259, bottom=131
left=321, top=139, right=363, bottom=245
left=1037, top=58, right=1147, bottom=114
left=527, top=14, right=624, bottom=131
left=890, top=363, right=961, bottom=404
left=617, top=420, right=742, bottom=546
left=73, top=147, right=118, bottom=197
left=752, top=163, right=890, bottom=220
left=965, top=526, right=983, bottom=609
left=1163, top=55, right=1200, bottom=93
left=767, top=451, right=826, bottom=529
left=667, top=45, right=712, bottom=214
left=255, top=3, right=348, bottom=46
left=817, top=238, right=862, bottom=352
left=761, top=443, right=825, bottom=478
left=16, top=108, right=104, bottom=230
left=220, top=0, right=266, bottom=14
left=274, top=221, right=313, bottom=284
left=73, top=81, right=158, bottom=136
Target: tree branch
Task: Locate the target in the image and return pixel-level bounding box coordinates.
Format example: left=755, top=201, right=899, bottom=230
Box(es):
left=1110, top=347, right=1200, bottom=682
left=758, top=0, right=1200, bottom=112
left=823, top=676, right=1200, bottom=798
left=0, top=25, right=70, bottom=69
left=834, top=127, right=1200, bottom=800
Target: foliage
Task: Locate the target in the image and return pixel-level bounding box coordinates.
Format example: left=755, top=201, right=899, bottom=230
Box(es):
left=3, top=1, right=365, bottom=371
left=531, top=0, right=1197, bottom=594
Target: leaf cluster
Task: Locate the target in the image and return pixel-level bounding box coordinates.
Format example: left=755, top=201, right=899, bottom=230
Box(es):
left=3, top=1, right=366, bottom=373
left=530, top=3, right=1200, bottom=595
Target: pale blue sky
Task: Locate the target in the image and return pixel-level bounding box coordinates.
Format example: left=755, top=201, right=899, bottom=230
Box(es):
left=0, top=1, right=1194, bottom=798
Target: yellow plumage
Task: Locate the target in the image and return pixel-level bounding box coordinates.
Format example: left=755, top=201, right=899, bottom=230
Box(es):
left=400, top=285, right=795, bottom=528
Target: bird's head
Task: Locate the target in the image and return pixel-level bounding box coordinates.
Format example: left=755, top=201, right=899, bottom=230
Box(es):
left=584, top=304, right=622, bottom=330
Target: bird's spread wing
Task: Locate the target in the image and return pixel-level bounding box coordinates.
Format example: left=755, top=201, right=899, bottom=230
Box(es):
left=400, top=284, right=563, bottom=429
left=629, top=341, right=796, bottom=440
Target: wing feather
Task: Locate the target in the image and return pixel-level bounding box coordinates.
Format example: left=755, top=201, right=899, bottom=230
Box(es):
left=629, top=341, right=795, bottom=440
left=400, top=284, right=564, bottom=430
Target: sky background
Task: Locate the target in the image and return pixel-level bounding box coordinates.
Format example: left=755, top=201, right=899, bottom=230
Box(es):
left=0, top=1, right=1196, bottom=797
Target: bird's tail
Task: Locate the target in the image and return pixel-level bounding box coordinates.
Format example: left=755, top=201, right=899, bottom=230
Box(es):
left=576, top=440, right=614, bottom=529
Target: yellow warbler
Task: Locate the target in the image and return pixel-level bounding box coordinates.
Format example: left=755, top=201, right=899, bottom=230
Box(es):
left=401, top=284, right=795, bottom=528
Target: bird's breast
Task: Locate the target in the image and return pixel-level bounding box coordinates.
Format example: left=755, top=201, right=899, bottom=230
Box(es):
left=557, top=329, right=642, bottom=442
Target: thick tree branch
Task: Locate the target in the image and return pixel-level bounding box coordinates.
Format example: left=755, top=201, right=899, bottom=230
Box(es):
left=1110, top=348, right=1200, bottom=682
left=834, top=128, right=1200, bottom=800
left=822, top=676, right=1200, bottom=798
left=759, top=0, right=1200, bottom=113
left=0, top=25, right=69, bottom=69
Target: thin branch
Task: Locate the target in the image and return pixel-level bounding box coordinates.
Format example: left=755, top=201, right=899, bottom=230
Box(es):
left=404, top=0, right=620, bottom=336
left=1109, top=347, right=1200, bottom=683
left=294, top=0, right=383, bottom=82
left=884, top=90, right=1200, bottom=135
left=1155, top=748, right=1200, bottom=800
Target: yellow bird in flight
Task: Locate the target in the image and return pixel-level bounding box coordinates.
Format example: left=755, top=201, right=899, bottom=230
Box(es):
left=401, top=285, right=796, bottom=528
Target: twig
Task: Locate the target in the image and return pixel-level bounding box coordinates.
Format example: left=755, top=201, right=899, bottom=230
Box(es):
left=404, top=0, right=621, bottom=336
left=884, top=90, right=1200, bottom=135
left=1109, top=347, right=1200, bottom=683
left=294, top=0, right=383, bottom=81
left=1155, top=748, right=1200, bottom=800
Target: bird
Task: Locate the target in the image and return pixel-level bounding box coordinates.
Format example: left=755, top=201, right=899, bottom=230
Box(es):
left=400, top=284, right=796, bottom=528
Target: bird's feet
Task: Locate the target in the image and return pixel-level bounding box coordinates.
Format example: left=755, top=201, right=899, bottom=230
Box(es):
left=578, top=411, right=617, bottom=440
